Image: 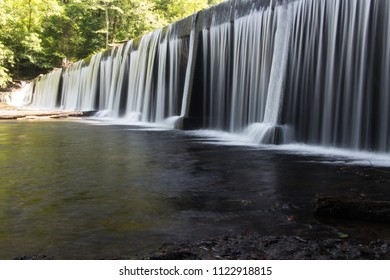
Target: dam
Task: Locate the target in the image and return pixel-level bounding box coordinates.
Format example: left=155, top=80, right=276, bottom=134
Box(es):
left=14, top=0, right=390, bottom=153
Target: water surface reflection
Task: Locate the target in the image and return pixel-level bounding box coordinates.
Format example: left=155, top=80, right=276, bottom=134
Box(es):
left=0, top=120, right=389, bottom=259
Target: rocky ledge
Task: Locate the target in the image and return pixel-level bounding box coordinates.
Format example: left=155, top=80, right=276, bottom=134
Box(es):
left=0, top=106, right=95, bottom=120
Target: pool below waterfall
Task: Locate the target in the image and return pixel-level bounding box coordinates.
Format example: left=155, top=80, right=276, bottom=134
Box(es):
left=1, top=120, right=390, bottom=259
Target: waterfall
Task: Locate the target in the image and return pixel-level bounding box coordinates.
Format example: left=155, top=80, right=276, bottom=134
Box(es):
left=201, top=3, right=293, bottom=143
left=243, top=4, right=293, bottom=144
left=283, top=0, right=390, bottom=152
left=8, top=81, right=35, bottom=107
left=199, top=0, right=390, bottom=152
left=16, top=0, right=390, bottom=153
left=61, top=52, right=101, bottom=111
left=120, top=26, right=189, bottom=125
left=30, top=69, right=62, bottom=109
left=98, top=42, right=132, bottom=117
left=202, top=18, right=231, bottom=130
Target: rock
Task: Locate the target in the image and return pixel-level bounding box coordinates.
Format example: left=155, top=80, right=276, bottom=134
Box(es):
left=144, top=234, right=390, bottom=260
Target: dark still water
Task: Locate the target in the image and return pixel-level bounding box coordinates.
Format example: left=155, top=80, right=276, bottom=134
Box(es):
left=1, top=120, right=390, bottom=259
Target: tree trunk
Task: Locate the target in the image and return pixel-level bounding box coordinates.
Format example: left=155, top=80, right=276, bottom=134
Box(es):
left=105, top=6, right=109, bottom=48
left=28, top=0, right=32, bottom=32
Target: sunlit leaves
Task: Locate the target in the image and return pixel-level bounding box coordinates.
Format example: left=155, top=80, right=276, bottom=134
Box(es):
left=0, top=0, right=225, bottom=81
left=0, top=43, right=14, bottom=87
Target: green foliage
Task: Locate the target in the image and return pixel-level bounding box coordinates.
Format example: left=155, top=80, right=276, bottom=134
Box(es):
left=155, top=0, right=224, bottom=22
left=0, top=0, right=63, bottom=79
left=0, top=0, right=225, bottom=81
left=155, top=0, right=210, bottom=22
left=0, top=43, right=14, bottom=88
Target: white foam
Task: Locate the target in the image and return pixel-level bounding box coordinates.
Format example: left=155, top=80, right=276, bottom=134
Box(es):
left=186, top=129, right=390, bottom=167
left=186, top=129, right=260, bottom=147
left=270, top=144, right=390, bottom=167
left=85, top=115, right=180, bottom=131
left=79, top=117, right=390, bottom=167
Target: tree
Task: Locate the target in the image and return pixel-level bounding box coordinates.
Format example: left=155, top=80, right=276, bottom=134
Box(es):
left=0, top=0, right=225, bottom=84
left=154, top=0, right=212, bottom=22
left=0, top=0, right=14, bottom=87
left=0, top=43, right=14, bottom=88
left=0, top=0, right=62, bottom=79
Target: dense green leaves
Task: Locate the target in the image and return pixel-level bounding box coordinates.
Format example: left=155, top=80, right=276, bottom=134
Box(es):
left=0, top=0, right=63, bottom=80
left=0, top=0, right=224, bottom=87
left=0, top=43, right=14, bottom=88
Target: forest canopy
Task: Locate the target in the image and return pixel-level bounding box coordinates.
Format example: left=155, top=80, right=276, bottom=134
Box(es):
left=0, top=0, right=223, bottom=88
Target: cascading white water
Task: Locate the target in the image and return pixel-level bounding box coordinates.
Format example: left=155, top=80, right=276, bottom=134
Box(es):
left=201, top=3, right=293, bottom=143
left=244, top=4, right=293, bottom=144
left=202, top=18, right=231, bottom=130
left=30, top=69, right=62, bottom=109
left=61, top=52, right=101, bottom=111
left=99, top=51, right=114, bottom=113
left=97, top=42, right=133, bottom=117
left=8, top=81, right=35, bottom=107
left=124, top=26, right=188, bottom=125
left=180, top=15, right=197, bottom=122
left=230, top=7, right=276, bottom=133
left=124, top=29, right=162, bottom=122
left=283, top=0, right=390, bottom=152
left=60, top=61, right=83, bottom=110
left=379, top=0, right=390, bottom=151
left=200, top=0, right=390, bottom=152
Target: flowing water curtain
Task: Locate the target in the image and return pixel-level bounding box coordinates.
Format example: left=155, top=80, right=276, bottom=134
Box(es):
left=79, top=52, right=102, bottom=111
left=230, top=7, right=274, bottom=133
left=99, top=50, right=115, bottom=113
left=377, top=0, right=390, bottom=152
left=243, top=3, right=293, bottom=144
left=282, top=0, right=390, bottom=152
left=155, top=26, right=189, bottom=123
left=201, top=4, right=291, bottom=140
left=9, top=81, right=35, bottom=107
left=97, top=42, right=134, bottom=117
left=61, top=61, right=83, bottom=110
left=30, top=68, right=62, bottom=109
left=167, top=30, right=189, bottom=120
left=125, top=29, right=162, bottom=122
left=60, top=52, right=102, bottom=111
left=155, top=28, right=169, bottom=122
left=124, top=26, right=189, bottom=124
left=202, top=18, right=231, bottom=130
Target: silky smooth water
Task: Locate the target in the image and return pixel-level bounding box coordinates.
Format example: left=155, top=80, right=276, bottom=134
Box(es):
left=1, top=120, right=390, bottom=259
